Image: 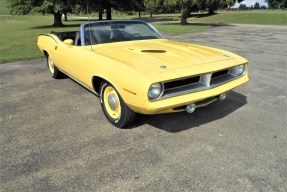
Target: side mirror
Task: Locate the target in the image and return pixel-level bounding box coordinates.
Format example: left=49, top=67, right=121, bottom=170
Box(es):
left=64, top=39, right=74, bottom=46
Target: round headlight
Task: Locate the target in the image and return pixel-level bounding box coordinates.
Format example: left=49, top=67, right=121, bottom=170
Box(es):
left=231, top=64, right=246, bottom=76
left=148, top=83, right=162, bottom=99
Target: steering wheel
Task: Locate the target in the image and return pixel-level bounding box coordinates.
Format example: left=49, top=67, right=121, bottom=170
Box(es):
left=129, top=33, right=141, bottom=38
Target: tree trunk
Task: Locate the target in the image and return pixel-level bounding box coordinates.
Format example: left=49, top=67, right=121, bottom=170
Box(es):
left=53, top=12, right=63, bottom=27
left=208, top=2, right=216, bottom=14
left=98, top=4, right=103, bottom=20
left=138, top=11, right=141, bottom=18
left=150, top=12, right=152, bottom=18
left=106, top=5, right=112, bottom=20
left=208, top=8, right=214, bottom=14
left=64, top=13, right=68, bottom=21
left=180, top=5, right=190, bottom=25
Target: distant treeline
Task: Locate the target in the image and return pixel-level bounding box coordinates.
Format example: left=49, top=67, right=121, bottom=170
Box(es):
left=8, top=0, right=287, bottom=26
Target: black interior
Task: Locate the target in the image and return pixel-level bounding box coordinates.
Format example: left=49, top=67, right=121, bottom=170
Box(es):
left=51, top=31, right=81, bottom=46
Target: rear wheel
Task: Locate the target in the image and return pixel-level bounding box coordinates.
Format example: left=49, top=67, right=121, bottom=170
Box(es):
left=100, top=82, right=136, bottom=128
left=47, top=55, right=63, bottom=79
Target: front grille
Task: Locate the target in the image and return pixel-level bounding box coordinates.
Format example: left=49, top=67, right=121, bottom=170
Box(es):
left=211, top=69, right=228, bottom=79
left=154, top=65, right=246, bottom=101
left=164, top=76, right=200, bottom=90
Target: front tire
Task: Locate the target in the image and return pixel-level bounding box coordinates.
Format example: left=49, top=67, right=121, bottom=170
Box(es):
left=47, top=55, right=63, bottom=79
left=100, top=82, right=136, bottom=128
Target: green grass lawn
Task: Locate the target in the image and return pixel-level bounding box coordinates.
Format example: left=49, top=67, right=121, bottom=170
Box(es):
left=0, top=16, right=84, bottom=63
left=0, top=0, right=9, bottom=15
left=188, top=10, right=287, bottom=25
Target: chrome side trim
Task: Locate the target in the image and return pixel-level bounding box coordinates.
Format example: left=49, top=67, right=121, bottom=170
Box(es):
left=58, top=68, right=99, bottom=96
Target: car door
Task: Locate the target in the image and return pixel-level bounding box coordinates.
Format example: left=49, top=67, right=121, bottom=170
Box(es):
left=55, top=41, right=96, bottom=89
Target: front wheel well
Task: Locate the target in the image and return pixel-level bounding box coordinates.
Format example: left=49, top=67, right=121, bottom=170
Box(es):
left=43, top=50, right=48, bottom=58
left=92, top=76, right=104, bottom=95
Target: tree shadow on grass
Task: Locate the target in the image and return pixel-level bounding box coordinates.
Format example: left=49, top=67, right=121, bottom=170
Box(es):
left=131, top=13, right=217, bottom=23
left=131, top=16, right=180, bottom=23
left=131, top=91, right=247, bottom=133
left=159, top=22, right=232, bottom=27
left=31, top=17, right=171, bottom=29
left=31, top=23, right=82, bottom=29
left=189, top=12, right=218, bottom=18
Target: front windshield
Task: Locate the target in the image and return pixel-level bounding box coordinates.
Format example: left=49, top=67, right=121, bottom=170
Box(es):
left=82, top=21, right=163, bottom=46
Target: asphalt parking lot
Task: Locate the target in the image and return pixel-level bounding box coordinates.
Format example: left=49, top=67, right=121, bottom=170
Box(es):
left=1, top=24, right=286, bottom=191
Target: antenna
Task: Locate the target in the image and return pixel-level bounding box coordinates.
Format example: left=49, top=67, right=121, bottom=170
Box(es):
left=87, top=4, right=93, bottom=51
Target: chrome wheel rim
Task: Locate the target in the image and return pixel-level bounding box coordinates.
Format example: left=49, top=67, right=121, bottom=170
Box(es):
left=103, top=86, right=121, bottom=119
left=48, top=57, right=55, bottom=74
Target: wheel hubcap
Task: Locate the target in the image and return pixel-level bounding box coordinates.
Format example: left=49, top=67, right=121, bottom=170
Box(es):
left=108, top=93, right=118, bottom=111
left=103, top=86, right=121, bottom=119
left=48, top=58, right=55, bottom=74
left=50, top=60, right=54, bottom=69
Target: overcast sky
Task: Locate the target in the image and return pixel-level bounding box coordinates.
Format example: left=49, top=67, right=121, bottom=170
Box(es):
left=232, top=0, right=268, bottom=8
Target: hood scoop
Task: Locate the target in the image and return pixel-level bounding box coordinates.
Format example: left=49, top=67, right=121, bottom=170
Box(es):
left=141, top=50, right=166, bottom=53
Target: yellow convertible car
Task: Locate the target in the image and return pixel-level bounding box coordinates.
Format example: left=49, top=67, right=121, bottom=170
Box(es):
left=37, top=20, right=249, bottom=128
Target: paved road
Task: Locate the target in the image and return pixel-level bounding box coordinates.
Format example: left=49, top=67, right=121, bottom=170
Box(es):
left=1, top=24, right=286, bottom=191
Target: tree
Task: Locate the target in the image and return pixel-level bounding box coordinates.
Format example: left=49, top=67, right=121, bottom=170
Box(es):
left=197, top=0, right=244, bottom=13
left=179, top=0, right=193, bottom=25
left=254, top=2, right=260, bottom=9
left=113, top=0, right=145, bottom=18
left=221, top=0, right=240, bottom=8
left=9, top=0, right=78, bottom=27
left=164, top=0, right=244, bottom=25
left=265, top=0, right=287, bottom=8
left=98, top=3, right=103, bottom=20
left=204, top=0, right=221, bottom=14
left=75, top=0, right=102, bottom=20
left=98, top=0, right=144, bottom=20
left=239, top=3, right=248, bottom=10
left=144, top=0, right=164, bottom=17
left=105, top=0, right=112, bottom=20
left=129, top=0, right=145, bottom=17
left=164, top=0, right=193, bottom=25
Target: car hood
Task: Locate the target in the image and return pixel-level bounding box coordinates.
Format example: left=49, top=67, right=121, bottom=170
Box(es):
left=93, top=39, right=246, bottom=81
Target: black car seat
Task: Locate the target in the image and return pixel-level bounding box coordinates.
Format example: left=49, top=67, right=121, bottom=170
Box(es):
left=109, top=29, right=123, bottom=41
